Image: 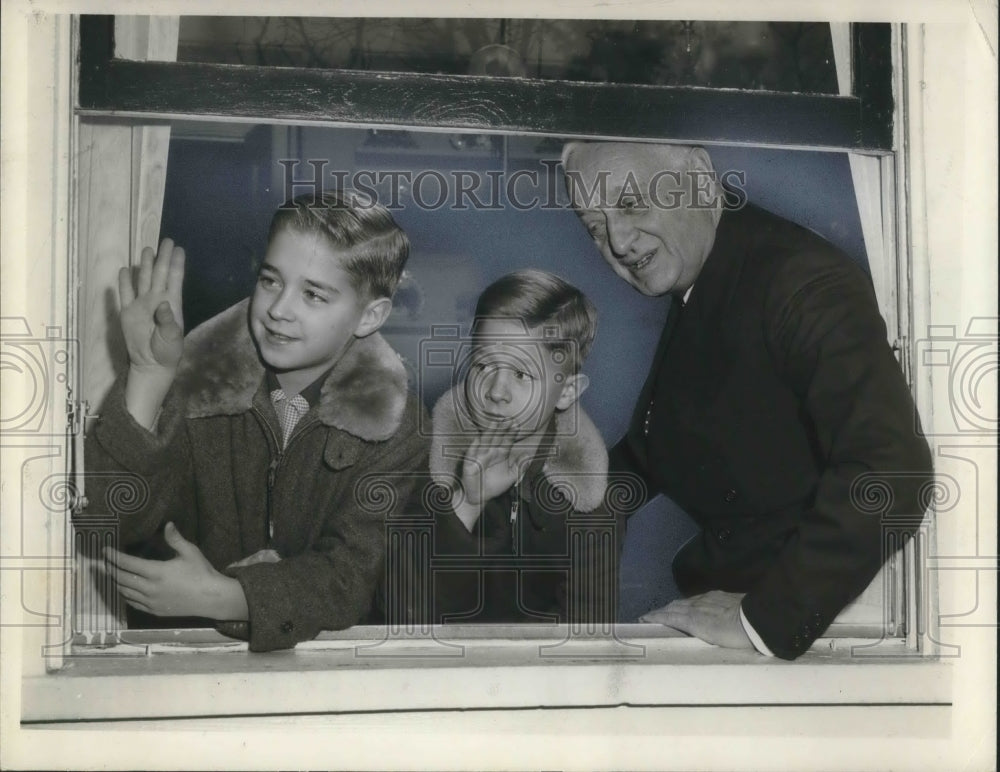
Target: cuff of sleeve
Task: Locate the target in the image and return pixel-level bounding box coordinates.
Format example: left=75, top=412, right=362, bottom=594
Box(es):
left=93, top=379, right=182, bottom=474
left=740, top=603, right=775, bottom=657
left=231, top=565, right=307, bottom=652
left=215, top=620, right=250, bottom=642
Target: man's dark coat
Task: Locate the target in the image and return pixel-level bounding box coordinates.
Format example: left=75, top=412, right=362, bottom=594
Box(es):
left=613, top=203, right=933, bottom=659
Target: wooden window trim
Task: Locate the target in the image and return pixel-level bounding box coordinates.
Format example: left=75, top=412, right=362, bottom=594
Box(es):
left=78, top=16, right=893, bottom=151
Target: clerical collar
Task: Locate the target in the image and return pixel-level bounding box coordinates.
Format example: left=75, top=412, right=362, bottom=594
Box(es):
left=682, top=285, right=694, bottom=306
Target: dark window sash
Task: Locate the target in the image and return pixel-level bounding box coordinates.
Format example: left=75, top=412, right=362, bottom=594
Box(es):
left=78, top=15, right=893, bottom=151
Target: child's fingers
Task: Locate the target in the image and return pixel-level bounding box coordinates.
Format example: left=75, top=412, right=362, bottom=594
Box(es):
left=465, top=433, right=484, bottom=457
left=104, top=546, right=158, bottom=580
left=149, top=238, right=175, bottom=294
left=105, top=560, right=155, bottom=595
left=478, top=425, right=517, bottom=450
left=117, top=266, right=136, bottom=308
left=466, top=429, right=511, bottom=459
left=466, top=441, right=509, bottom=469
left=117, top=585, right=153, bottom=613
left=166, top=245, right=186, bottom=314
left=136, top=246, right=155, bottom=296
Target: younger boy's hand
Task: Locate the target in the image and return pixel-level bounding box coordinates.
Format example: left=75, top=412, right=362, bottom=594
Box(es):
left=449, top=428, right=526, bottom=533
left=105, top=522, right=248, bottom=621
left=460, top=428, right=522, bottom=508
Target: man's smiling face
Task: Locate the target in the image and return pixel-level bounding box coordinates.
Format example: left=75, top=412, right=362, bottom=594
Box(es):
left=564, top=142, right=722, bottom=297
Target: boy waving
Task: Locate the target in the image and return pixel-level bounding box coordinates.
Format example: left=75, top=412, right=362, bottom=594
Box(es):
left=88, top=191, right=428, bottom=651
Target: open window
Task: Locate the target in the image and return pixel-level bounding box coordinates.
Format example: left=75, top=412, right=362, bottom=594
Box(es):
left=13, top=13, right=958, bottom=726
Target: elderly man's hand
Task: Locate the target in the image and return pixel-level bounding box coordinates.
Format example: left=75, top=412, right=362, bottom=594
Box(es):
left=640, top=590, right=755, bottom=650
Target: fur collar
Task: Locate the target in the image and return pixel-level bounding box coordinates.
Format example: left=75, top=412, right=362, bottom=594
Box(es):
left=171, top=298, right=408, bottom=442
left=428, top=385, right=608, bottom=513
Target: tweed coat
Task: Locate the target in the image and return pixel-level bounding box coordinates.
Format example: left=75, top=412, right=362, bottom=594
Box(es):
left=613, top=203, right=934, bottom=659
left=86, top=299, right=429, bottom=651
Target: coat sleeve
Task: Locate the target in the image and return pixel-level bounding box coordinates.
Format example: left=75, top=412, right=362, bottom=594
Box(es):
left=84, top=378, right=199, bottom=548
left=740, top=256, right=934, bottom=659
left=226, top=397, right=430, bottom=652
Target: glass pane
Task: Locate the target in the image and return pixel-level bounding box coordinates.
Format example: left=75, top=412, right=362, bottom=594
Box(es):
left=171, top=18, right=839, bottom=94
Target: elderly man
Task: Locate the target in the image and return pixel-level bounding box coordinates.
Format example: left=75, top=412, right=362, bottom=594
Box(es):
left=562, top=141, right=933, bottom=659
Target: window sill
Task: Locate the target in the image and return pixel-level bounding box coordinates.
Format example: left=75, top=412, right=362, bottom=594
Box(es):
left=22, top=625, right=950, bottom=724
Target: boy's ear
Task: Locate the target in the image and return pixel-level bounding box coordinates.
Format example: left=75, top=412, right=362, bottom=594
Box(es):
left=353, top=296, right=393, bottom=338
left=555, top=373, right=589, bottom=411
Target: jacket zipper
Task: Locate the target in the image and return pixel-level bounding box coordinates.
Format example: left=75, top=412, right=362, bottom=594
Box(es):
left=510, top=481, right=519, bottom=554
left=266, top=454, right=281, bottom=545
left=255, top=408, right=314, bottom=547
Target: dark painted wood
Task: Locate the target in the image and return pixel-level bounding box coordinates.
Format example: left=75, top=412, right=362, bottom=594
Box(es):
left=78, top=15, right=115, bottom=108
left=853, top=23, right=895, bottom=150
left=77, top=16, right=893, bottom=151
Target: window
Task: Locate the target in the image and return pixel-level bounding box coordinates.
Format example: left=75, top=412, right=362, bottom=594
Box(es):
left=7, top=11, right=994, bottom=757
left=69, top=13, right=910, bottom=649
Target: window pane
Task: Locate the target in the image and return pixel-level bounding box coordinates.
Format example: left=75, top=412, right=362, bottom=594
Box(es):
left=170, top=18, right=839, bottom=94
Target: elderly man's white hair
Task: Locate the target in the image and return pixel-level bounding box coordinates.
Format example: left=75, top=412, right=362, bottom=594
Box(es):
left=560, top=141, right=721, bottom=216
left=561, top=141, right=716, bottom=175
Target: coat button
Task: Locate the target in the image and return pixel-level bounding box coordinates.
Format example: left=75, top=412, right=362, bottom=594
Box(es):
left=724, top=488, right=737, bottom=503
left=280, top=621, right=294, bottom=634
left=716, top=528, right=732, bottom=543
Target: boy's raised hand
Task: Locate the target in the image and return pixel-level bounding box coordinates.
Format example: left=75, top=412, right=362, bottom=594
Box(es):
left=119, top=239, right=185, bottom=428
left=460, top=429, right=521, bottom=506
left=119, top=238, right=186, bottom=371
left=451, top=428, right=522, bottom=532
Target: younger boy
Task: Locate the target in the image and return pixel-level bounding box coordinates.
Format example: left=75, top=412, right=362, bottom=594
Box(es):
left=87, top=191, right=428, bottom=651
left=418, top=270, right=617, bottom=625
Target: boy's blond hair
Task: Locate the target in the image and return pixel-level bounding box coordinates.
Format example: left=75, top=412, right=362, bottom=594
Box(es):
left=473, top=269, right=597, bottom=373
left=269, top=190, right=410, bottom=299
